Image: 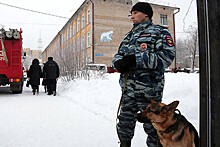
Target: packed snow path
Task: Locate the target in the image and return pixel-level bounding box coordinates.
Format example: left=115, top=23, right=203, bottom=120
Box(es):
left=0, top=73, right=199, bottom=147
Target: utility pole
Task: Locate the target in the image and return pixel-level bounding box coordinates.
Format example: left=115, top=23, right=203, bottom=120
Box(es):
left=197, top=0, right=220, bottom=146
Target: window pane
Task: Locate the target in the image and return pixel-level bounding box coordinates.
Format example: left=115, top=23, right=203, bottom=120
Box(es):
left=82, top=14, right=85, bottom=28
left=160, top=14, right=167, bottom=25
left=87, top=9, right=90, bottom=24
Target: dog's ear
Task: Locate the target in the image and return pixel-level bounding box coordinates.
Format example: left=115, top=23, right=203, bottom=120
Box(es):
left=162, top=101, right=179, bottom=113
left=150, top=99, right=157, bottom=103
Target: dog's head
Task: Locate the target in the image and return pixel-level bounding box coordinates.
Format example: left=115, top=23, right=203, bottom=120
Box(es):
left=136, top=99, right=179, bottom=124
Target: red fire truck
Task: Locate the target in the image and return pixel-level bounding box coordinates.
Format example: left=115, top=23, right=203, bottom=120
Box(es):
left=0, top=28, right=26, bottom=93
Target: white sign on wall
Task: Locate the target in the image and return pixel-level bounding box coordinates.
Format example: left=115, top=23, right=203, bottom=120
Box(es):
left=100, top=31, right=113, bottom=42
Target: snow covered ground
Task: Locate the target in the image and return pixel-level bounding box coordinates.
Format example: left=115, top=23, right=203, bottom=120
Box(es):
left=0, top=72, right=199, bottom=147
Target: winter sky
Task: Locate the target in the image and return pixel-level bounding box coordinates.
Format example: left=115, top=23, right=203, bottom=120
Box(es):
left=0, top=0, right=197, bottom=50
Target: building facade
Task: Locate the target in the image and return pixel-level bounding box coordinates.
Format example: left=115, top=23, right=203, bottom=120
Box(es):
left=42, top=0, right=179, bottom=74
left=23, top=48, right=42, bottom=60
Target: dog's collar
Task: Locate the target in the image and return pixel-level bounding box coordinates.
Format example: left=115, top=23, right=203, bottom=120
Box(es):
left=159, top=109, right=181, bottom=134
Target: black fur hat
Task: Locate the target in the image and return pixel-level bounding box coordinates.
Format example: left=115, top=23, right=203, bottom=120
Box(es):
left=32, top=58, right=39, bottom=64
left=48, top=57, right=53, bottom=60
left=131, top=2, right=153, bottom=19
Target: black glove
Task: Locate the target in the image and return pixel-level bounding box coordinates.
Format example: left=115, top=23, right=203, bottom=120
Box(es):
left=122, top=54, right=136, bottom=70
left=114, top=54, right=136, bottom=73
left=114, top=59, right=127, bottom=73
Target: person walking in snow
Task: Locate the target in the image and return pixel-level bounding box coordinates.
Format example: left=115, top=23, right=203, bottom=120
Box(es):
left=28, top=58, right=42, bottom=95
left=43, top=57, right=59, bottom=96
left=112, top=2, right=175, bottom=147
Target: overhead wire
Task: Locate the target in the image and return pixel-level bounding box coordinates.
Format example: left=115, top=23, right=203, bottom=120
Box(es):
left=0, top=2, right=69, bottom=19
left=1, top=21, right=64, bottom=26
left=0, top=2, right=135, bottom=28
left=183, top=0, right=194, bottom=32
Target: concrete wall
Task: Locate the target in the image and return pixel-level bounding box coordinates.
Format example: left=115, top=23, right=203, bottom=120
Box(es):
left=93, top=0, right=132, bottom=66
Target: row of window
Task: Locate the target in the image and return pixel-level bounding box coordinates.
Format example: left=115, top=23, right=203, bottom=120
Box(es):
left=46, top=7, right=168, bottom=62
left=62, top=8, right=91, bottom=45
left=62, top=31, right=91, bottom=52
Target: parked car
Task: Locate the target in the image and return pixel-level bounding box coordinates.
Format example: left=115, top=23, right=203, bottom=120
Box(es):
left=107, top=66, right=118, bottom=73
left=86, top=64, right=107, bottom=73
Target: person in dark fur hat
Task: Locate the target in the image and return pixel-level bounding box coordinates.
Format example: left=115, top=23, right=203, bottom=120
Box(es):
left=28, top=58, right=42, bottom=95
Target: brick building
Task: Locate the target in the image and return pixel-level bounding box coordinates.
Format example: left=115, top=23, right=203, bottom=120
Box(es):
left=42, top=0, right=179, bottom=74
left=23, top=48, right=42, bottom=60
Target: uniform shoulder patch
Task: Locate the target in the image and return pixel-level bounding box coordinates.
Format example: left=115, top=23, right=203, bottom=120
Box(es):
left=166, top=35, right=174, bottom=47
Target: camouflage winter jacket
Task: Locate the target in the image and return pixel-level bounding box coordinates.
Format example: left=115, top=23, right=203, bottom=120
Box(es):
left=112, top=19, right=175, bottom=98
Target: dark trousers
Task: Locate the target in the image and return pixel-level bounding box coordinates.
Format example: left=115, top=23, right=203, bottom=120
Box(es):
left=47, top=79, right=57, bottom=94
left=117, top=89, right=162, bottom=146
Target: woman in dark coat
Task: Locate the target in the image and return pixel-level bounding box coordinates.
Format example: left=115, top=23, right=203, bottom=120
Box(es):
left=28, top=58, right=42, bottom=95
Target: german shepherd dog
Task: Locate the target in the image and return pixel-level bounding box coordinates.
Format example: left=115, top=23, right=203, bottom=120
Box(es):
left=136, top=99, right=199, bottom=147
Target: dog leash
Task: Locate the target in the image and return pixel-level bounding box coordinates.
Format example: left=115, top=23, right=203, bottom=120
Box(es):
left=116, top=72, right=128, bottom=120
left=116, top=72, right=128, bottom=146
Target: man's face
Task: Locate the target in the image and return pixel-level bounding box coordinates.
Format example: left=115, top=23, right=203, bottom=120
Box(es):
left=130, top=11, right=149, bottom=24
